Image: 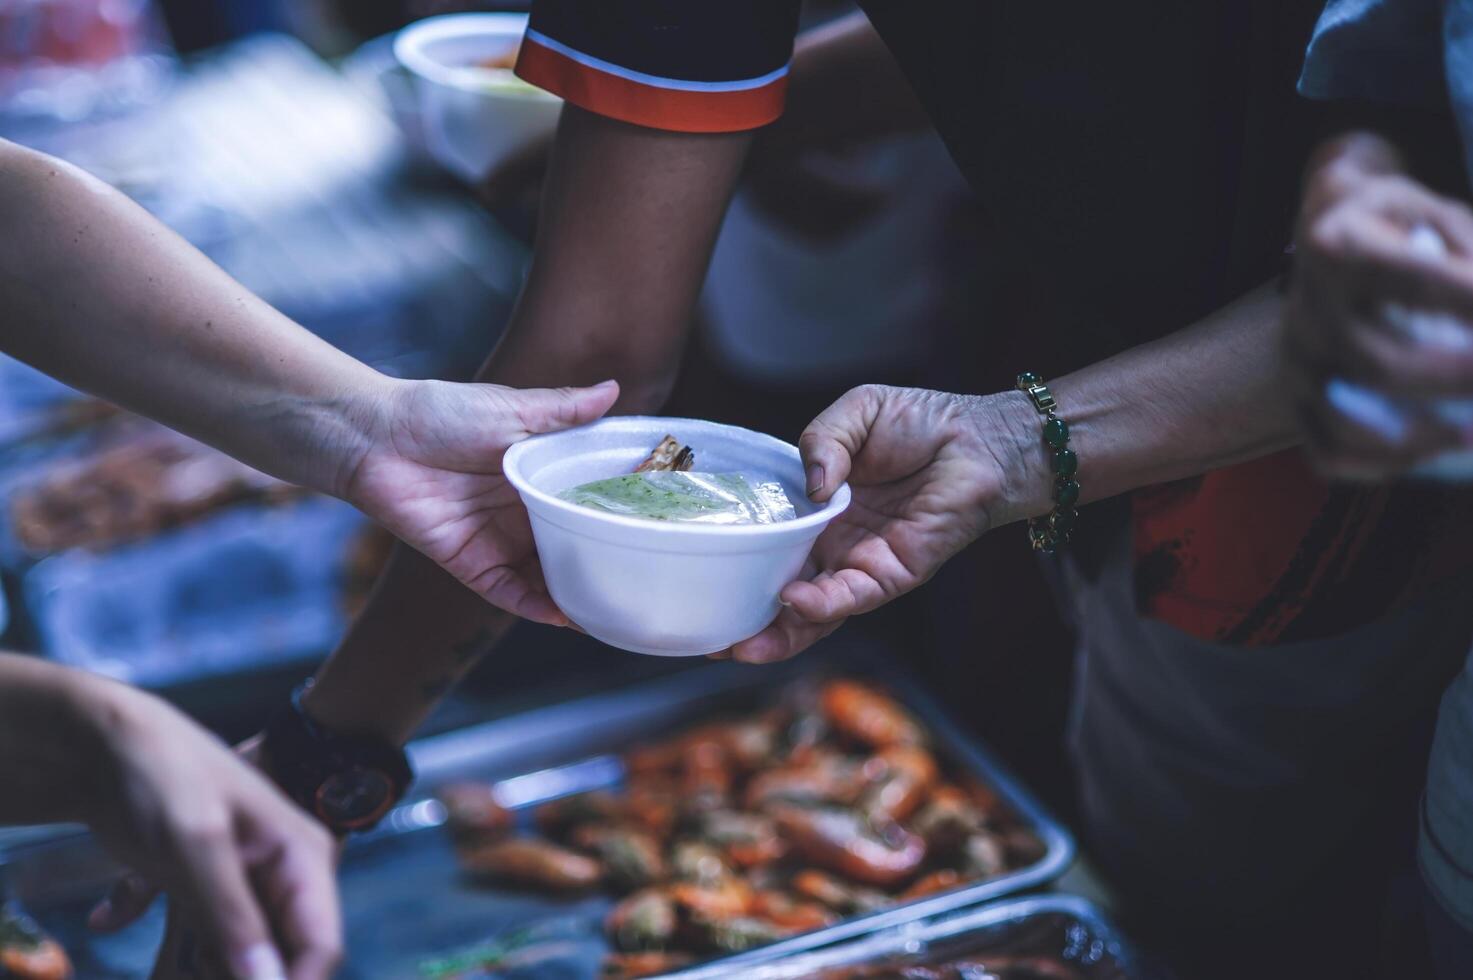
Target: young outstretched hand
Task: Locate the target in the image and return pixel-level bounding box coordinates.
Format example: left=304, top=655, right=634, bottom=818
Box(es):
left=338, top=378, right=619, bottom=625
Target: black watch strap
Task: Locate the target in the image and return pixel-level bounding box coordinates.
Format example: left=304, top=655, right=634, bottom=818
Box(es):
left=263, top=682, right=413, bottom=835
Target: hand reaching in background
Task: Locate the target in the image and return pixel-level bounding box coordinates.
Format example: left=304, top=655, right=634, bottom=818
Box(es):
left=1285, top=132, right=1473, bottom=478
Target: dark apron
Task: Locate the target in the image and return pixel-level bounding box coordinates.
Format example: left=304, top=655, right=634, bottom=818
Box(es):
left=1058, top=511, right=1473, bottom=979
left=1421, top=645, right=1473, bottom=959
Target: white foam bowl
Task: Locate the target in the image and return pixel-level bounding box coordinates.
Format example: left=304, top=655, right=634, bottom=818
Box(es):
left=504, top=417, right=850, bottom=656
left=393, top=13, right=562, bottom=183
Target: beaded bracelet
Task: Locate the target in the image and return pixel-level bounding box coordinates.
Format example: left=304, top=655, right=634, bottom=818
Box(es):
left=1014, top=372, right=1079, bottom=554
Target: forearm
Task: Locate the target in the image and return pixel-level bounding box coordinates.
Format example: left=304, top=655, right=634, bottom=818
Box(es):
left=0, top=654, right=119, bottom=825
left=303, top=544, right=517, bottom=743
left=990, top=282, right=1298, bottom=524
left=482, top=106, right=750, bottom=409
left=0, top=140, right=388, bottom=496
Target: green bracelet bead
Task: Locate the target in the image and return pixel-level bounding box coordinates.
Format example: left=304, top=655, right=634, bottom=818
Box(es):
left=1043, top=417, right=1069, bottom=448
left=1017, top=371, right=1041, bottom=387
left=1051, top=508, right=1078, bottom=532
left=1052, top=448, right=1078, bottom=477
left=1055, top=477, right=1080, bottom=508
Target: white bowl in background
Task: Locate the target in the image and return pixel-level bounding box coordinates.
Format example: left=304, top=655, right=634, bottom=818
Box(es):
left=504, top=417, right=851, bottom=657
left=392, top=13, right=561, bottom=183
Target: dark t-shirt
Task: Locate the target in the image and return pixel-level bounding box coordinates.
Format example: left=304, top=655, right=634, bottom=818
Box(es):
left=516, top=1, right=1473, bottom=645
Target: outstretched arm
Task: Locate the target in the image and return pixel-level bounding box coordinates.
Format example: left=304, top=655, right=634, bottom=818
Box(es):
left=0, top=138, right=619, bottom=621
left=0, top=138, right=381, bottom=496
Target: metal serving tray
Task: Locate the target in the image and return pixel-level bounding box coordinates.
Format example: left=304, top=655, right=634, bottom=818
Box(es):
left=0, top=648, right=1073, bottom=978
left=678, top=895, right=1138, bottom=979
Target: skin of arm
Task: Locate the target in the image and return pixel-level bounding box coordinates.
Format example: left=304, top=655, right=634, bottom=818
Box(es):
left=0, top=137, right=620, bottom=623
left=1017, top=282, right=1296, bottom=514
left=0, top=139, right=383, bottom=498
left=736, top=281, right=1297, bottom=662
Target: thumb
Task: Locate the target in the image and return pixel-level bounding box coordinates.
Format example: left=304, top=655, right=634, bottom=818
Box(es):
left=512, top=380, right=620, bottom=435
left=172, top=829, right=287, bottom=980
left=799, top=385, right=879, bottom=501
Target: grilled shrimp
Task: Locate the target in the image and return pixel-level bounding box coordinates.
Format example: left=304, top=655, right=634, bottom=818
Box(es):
left=819, top=679, right=924, bottom=749
left=772, top=805, right=927, bottom=888
left=461, top=838, right=603, bottom=892
left=790, top=869, right=889, bottom=915
left=859, top=745, right=939, bottom=823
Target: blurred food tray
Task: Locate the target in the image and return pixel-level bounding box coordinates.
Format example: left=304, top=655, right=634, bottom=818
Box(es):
left=0, top=648, right=1073, bottom=978
left=707, top=894, right=1139, bottom=979
left=22, top=496, right=365, bottom=687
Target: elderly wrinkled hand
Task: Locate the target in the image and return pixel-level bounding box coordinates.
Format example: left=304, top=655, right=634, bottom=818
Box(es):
left=730, top=384, right=1019, bottom=664
left=1284, top=132, right=1473, bottom=479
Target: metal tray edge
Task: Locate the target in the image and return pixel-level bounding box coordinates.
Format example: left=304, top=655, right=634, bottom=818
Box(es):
left=668, top=895, right=1133, bottom=980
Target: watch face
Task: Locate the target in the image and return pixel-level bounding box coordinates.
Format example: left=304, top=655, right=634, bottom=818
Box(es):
left=315, top=767, right=395, bottom=829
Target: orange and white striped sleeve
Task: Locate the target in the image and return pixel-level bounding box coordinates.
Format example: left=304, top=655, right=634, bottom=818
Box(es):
left=515, top=1, right=802, bottom=133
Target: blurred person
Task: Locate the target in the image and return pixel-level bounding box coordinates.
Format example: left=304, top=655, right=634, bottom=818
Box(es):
left=1280, top=3, right=1473, bottom=976
left=169, top=3, right=1473, bottom=979
left=0, top=135, right=617, bottom=976
left=1285, top=130, right=1473, bottom=980
left=771, top=6, right=1473, bottom=977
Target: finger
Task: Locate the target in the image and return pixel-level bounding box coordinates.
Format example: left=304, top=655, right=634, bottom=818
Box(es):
left=1320, top=207, right=1473, bottom=323
left=245, top=819, right=343, bottom=980
left=465, top=562, right=567, bottom=627
left=1307, top=170, right=1473, bottom=256
left=89, top=872, right=160, bottom=932
left=1321, top=379, right=1411, bottom=443
left=1355, top=176, right=1473, bottom=258
left=507, top=588, right=568, bottom=627
left=781, top=568, right=889, bottom=624
left=730, top=608, right=843, bottom=665
left=1383, top=302, right=1473, bottom=353
left=507, top=380, right=620, bottom=435
left=1304, top=381, right=1464, bottom=472
left=799, top=386, right=884, bottom=501
left=169, top=819, right=287, bottom=980
left=1337, top=319, right=1473, bottom=397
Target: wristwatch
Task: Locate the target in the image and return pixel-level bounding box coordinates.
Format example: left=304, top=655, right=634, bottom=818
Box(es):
left=262, top=681, right=413, bottom=835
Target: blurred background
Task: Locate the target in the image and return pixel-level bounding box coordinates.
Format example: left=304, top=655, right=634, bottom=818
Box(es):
left=0, top=0, right=1077, bottom=823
